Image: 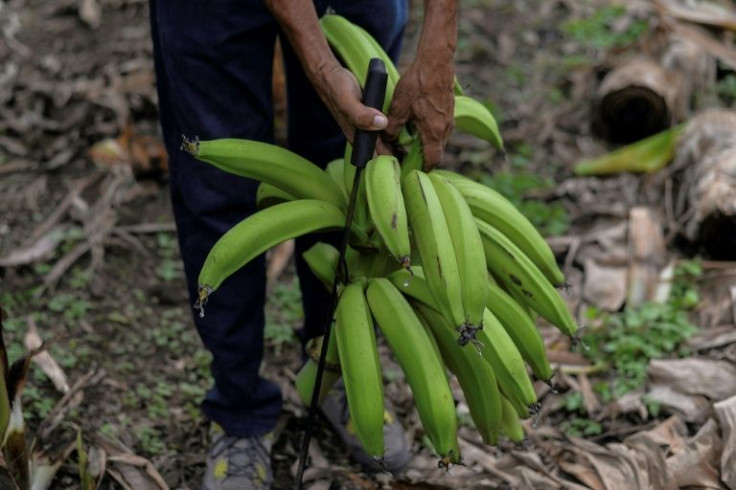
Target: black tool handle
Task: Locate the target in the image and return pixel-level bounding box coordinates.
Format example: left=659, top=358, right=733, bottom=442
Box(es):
left=350, top=58, right=388, bottom=168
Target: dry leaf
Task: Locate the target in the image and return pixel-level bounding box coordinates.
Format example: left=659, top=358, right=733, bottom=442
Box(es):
left=713, top=395, right=736, bottom=489
left=645, top=383, right=711, bottom=423
left=687, top=324, right=736, bottom=351
left=648, top=357, right=736, bottom=401
left=24, top=317, right=70, bottom=394
left=558, top=460, right=605, bottom=490
left=0, top=225, right=69, bottom=267
left=622, top=435, right=677, bottom=490
left=629, top=415, right=688, bottom=454
left=667, top=418, right=722, bottom=488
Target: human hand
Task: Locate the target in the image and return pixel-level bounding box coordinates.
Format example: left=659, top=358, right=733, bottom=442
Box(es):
left=383, top=58, right=455, bottom=171
left=318, top=62, right=393, bottom=153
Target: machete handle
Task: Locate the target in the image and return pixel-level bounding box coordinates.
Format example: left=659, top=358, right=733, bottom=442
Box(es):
left=350, top=58, right=388, bottom=168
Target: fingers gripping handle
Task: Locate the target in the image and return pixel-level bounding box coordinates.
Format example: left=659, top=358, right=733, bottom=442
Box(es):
left=350, top=58, right=388, bottom=168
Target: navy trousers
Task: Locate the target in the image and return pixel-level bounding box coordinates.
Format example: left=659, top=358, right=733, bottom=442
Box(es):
left=150, top=0, right=407, bottom=437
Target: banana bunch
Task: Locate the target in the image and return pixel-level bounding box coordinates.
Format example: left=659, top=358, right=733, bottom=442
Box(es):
left=184, top=15, right=577, bottom=467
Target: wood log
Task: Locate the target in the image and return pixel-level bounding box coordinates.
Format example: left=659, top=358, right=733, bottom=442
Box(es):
left=593, top=37, right=715, bottom=144
left=672, top=109, right=736, bottom=259
left=594, top=57, right=674, bottom=144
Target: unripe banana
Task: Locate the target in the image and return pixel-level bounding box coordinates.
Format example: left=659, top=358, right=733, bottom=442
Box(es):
left=197, top=200, right=345, bottom=314
left=335, top=281, right=385, bottom=458
left=365, top=155, right=411, bottom=268
left=183, top=137, right=346, bottom=211
left=365, top=278, right=460, bottom=464
left=432, top=170, right=565, bottom=286
left=500, top=395, right=525, bottom=443
left=256, top=182, right=295, bottom=210
left=429, top=173, right=488, bottom=339
left=475, top=308, right=538, bottom=414
left=387, top=266, right=435, bottom=308
left=476, top=220, right=577, bottom=338
left=453, top=95, right=504, bottom=151
left=415, top=303, right=503, bottom=446
left=486, top=281, right=553, bottom=381
left=402, top=170, right=466, bottom=332
left=319, top=14, right=399, bottom=114
left=302, top=242, right=340, bottom=291
left=295, top=334, right=341, bottom=406
left=325, top=158, right=349, bottom=203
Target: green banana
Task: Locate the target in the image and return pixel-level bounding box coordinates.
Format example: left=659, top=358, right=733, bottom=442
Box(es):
left=302, top=242, right=340, bottom=291
left=335, top=281, right=385, bottom=458
left=453, top=95, right=504, bottom=151
left=256, top=182, right=295, bottom=210
left=365, top=155, right=411, bottom=268
left=476, top=220, right=577, bottom=338
left=500, top=395, right=525, bottom=443
left=295, top=334, right=341, bottom=406
left=183, top=137, right=346, bottom=211
left=366, top=278, right=460, bottom=465
left=475, top=308, right=538, bottom=415
left=433, top=169, right=565, bottom=286
left=325, top=158, right=349, bottom=202
left=319, top=14, right=399, bottom=114
left=387, top=266, right=435, bottom=308
left=415, top=303, right=503, bottom=445
left=197, top=200, right=345, bottom=314
left=429, top=173, right=488, bottom=339
left=402, top=170, right=466, bottom=333
left=486, top=281, right=553, bottom=381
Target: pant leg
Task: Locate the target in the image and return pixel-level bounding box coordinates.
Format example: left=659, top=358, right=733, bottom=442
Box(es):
left=282, top=0, right=409, bottom=342
left=150, top=0, right=282, bottom=437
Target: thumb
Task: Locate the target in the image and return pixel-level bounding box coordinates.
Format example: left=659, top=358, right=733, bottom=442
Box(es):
left=346, top=102, right=388, bottom=131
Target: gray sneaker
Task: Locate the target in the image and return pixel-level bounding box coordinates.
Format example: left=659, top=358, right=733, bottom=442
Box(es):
left=202, top=423, right=274, bottom=490
left=319, top=381, right=411, bottom=475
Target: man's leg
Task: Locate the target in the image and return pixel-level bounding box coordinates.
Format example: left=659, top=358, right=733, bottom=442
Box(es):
left=150, top=0, right=281, bottom=441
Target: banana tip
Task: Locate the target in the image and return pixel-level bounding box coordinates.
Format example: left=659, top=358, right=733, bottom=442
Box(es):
left=181, top=135, right=200, bottom=156
left=400, top=256, right=411, bottom=270
left=194, top=284, right=213, bottom=318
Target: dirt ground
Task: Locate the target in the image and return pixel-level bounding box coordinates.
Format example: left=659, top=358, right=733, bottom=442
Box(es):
left=2, top=0, right=736, bottom=489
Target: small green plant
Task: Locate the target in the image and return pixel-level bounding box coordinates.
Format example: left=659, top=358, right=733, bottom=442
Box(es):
left=562, top=5, right=649, bottom=49
left=580, top=260, right=701, bottom=398
left=264, top=278, right=302, bottom=348
left=562, top=417, right=603, bottom=437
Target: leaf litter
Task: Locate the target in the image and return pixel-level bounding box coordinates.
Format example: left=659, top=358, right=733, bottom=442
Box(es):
left=1, top=0, right=736, bottom=488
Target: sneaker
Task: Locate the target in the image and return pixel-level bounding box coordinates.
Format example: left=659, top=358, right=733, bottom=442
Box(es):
left=319, top=380, right=411, bottom=475
left=202, top=423, right=274, bottom=490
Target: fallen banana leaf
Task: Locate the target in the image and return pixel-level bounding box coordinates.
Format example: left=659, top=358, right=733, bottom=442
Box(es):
left=573, top=125, right=684, bottom=175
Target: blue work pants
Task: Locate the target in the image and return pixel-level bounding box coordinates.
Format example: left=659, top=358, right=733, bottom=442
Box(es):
left=149, top=0, right=407, bottom=437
